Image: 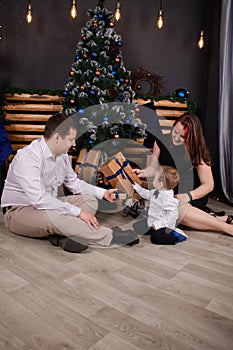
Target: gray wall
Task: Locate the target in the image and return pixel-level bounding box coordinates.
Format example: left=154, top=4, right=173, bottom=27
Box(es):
left=0, top=0, right=222, bottom=194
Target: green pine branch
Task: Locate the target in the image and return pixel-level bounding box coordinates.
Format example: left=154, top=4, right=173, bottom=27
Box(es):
left=98, top=0, right=106, bottom=9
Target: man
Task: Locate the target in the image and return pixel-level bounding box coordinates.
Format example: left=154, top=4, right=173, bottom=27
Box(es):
left=1, top=113, right=139, bottom=253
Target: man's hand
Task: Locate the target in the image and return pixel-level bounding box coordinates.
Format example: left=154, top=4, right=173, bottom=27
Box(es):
left=103, top=188, right=117, bottom=202
left=78, top=210, right=100, bottom=230
left=131, top=168, right=146, bottom=178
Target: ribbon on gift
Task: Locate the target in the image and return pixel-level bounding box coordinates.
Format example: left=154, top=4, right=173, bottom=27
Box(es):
left=79, top=162, right=98, bottom=169
left=106, top=157, right=135, bottom=184
left=78, top=150, right=99, bottom=176
left=79, top=150, right=88, bottom=177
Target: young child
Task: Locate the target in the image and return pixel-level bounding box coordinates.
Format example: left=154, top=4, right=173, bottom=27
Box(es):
left=133, top=165, right=187, bottom=245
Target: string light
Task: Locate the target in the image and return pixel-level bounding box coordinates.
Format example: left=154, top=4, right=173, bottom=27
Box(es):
left=198, top=30, right=205, bottom=49
left=26, top=1, right=32, bottom=24
left=0, top=25, right=2, bottom=40
left=114, top=1, right=122, bottom=22
left=70, top=0, right=78, bottom=19
left=156, top=0, right=164, bottom=29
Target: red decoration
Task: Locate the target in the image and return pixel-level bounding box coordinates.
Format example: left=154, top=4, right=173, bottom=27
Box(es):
left=109, top=85, right=117, bottom=98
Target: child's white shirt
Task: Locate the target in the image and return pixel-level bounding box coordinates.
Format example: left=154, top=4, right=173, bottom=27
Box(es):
left=133, top=183, right=179, bottom=230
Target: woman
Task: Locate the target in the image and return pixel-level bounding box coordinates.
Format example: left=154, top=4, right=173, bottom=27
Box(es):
left=133, top=114, right=233, bottom=237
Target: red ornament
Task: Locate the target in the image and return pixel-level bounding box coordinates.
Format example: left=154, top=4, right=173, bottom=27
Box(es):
left=109, top=85, right=117, bottom=98
left=110, top=41, right=119, bottom=53
left=93, top=21, right=98, bottom=27
left=83, top=53, right=88, bottom=59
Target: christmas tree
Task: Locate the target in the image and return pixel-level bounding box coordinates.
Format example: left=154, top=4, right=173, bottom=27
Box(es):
left=62, top=0, right=146, bottom=149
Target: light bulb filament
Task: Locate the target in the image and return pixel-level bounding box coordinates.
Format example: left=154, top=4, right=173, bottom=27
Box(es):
left=26, top=2, right=32, bottom=24
left=70, top=0, right=78, bottom=19
left=157, top=9, right=164, bottom=29
left=114, top=2, right=122, bottom=22
left=198, top=30, right=204, bottom=49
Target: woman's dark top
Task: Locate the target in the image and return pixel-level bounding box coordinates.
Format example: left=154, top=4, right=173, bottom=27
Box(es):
left=153, top=134, right=209, bottom=210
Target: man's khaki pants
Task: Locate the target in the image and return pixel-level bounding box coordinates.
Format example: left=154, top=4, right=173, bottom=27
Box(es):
left=4, top=195, right=113, bottom=247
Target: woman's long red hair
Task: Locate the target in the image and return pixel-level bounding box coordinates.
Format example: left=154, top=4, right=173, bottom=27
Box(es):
left=173, top=114, right=212, bottom=168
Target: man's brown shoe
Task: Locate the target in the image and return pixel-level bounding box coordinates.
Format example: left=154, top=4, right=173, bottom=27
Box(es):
left=48, top=235, right=88, bottom=253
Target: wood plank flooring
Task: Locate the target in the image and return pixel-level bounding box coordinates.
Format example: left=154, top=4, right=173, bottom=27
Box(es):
left=0, top=198, right=233, bottom=350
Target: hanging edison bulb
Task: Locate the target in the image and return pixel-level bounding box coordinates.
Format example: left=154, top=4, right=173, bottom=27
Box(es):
left=157, top=9, right=164, bottom=29
left=156, top=0, right=164, bottom=29
left=70, top=0, right=78, bottom=19
left=114, top=1, right=122, bottom=22
left=198, top=30, right=205, bottom=49
left=26, top=1, right=32, bottom=24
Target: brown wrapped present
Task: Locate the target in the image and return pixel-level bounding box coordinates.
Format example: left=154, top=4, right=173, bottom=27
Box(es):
left=75, top=148, right=101, bottom=184
left=99, top=152, right=142, bottom=197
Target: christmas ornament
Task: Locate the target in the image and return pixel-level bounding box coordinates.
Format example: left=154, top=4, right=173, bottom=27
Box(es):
left=115, top=57, right=121, bottom=63
left=102, top=116, right=109, bottom=126
left=91, top=51, right=99, bottom=59
left=174, top=88, right=189, bottom=99
left=90, top=89, right=96, bottom=96
left=109, top=21, right=115, bottom=27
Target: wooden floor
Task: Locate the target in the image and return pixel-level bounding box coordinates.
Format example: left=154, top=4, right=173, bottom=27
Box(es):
left=0, top=198, right=233, bottom=350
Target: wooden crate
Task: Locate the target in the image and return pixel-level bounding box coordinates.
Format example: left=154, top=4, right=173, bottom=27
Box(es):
left=133, top=98, right=188, bottom=134
left=3, top=93, right=63, bottom=160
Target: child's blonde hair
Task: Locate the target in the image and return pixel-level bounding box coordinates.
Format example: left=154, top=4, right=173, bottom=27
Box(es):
left=158, top=165, right=179, bottom=190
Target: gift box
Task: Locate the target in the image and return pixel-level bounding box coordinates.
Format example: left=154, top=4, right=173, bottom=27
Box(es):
left=75, top=148, right=102, bottom=184
left=99, top=151, right=142, bottom=197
